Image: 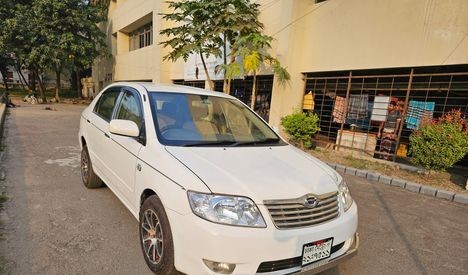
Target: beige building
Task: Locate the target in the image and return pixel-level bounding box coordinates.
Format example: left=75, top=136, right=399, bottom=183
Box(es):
left=93, top=0, right=468, bottom=164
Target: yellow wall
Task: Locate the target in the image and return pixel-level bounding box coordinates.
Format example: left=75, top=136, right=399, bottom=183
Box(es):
left=261, top=0, right=468, bottom=127
left=93, top=0, right=468, bottom=126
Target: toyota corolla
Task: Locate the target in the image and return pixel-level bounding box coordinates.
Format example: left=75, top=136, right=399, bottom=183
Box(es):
left=78, top=82, right=358, bottom=275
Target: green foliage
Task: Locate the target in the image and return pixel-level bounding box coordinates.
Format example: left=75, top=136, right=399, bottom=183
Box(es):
left=231, top=32, right=290, bottom=107
left=215, top=63, right=242, bottom=79
left=0, top=194, right=7, bottom=204
left=270, top=57, right=291, bottom=86
left=0, top=53, right=14, bottom=87
left=160, top=0, right=262, bottom=61
left=28, top=0, right=108, bottom=69
left=160, top=0, right=220, bottom=62
left=209, top=0, right=263, bottom=45
left=281, top=111, right=320, bottom=148
left=0, top=0, right=108, bottom=99
left=243, top=51, right=261, bottom=74
left=410, top=110, right=468, bottom=171
left=160, top=0, right=263, bottom=90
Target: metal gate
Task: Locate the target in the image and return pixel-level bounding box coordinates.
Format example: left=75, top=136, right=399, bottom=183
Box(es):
left=304, top=65, right=468, bottom=165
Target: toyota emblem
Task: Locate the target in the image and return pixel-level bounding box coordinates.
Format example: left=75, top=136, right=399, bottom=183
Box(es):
left=304, top=196, right=319, bottom=208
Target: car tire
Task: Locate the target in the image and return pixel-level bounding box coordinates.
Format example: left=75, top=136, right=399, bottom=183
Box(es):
left=81, top=145, right=104, bottom=188
left=139, top=195, right=180, bottom=275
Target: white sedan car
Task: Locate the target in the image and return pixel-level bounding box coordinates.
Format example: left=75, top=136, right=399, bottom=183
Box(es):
left=78, top=82, right=358, bottom=275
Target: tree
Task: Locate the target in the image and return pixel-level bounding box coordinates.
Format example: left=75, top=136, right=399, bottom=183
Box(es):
left=160, top=0, right=222, bottom=90
left=0, top=53, right=13, bottom=91
left=209, top=0, right=263, bottom=94
left=2, top=3, right=49, bottom=103
left=0, top=0, right=37, bottom=94
left=160, top=0, right=263, bottom=91
left=233, top=33, right=290, bottom=109
left=32, top=0, right=108, bottom=101
left=0, top=0, right=108, bottom=102
left=67, top=0, right=108, bottom=99
left=0, top=0, right=17, bottom=91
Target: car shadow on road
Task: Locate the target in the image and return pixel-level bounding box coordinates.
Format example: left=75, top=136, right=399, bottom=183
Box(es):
left=370, top=185, right=428, bottom=275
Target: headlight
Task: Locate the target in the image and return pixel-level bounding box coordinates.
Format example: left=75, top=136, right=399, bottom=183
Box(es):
left=187, top=191, right=266, bottom=228
left=338, top=180, right=353, bottom=211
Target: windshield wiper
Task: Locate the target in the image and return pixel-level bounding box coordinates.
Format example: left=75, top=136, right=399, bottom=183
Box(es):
left=231, top=138, right=280, bottom=147
left=183, top=140, right=237, bottom=147
left=183, top=138, right=281, bottom=147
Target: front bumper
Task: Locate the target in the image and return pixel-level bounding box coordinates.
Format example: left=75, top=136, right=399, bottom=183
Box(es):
left=167, top=202, right=358, bottom=275
left=286, top=232, right=359, bottom=275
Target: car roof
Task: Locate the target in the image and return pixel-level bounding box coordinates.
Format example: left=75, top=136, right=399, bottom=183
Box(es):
left=109, top=82, right=235, bottom=99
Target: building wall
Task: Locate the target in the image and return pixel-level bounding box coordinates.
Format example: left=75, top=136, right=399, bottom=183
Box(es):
left=93, top=0, right=468, bottom=127
left=265, top=0, right=468, bottom=128
left=93, top=0, right=185, bottom=88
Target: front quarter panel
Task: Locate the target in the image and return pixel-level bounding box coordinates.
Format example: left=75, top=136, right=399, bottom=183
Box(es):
left=134, top=141, right=211, bottom=216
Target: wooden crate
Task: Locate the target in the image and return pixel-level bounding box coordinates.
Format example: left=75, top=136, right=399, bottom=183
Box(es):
left=336, top=130, right=377, bottom=157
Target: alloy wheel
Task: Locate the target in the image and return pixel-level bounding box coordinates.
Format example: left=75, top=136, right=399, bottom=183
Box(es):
left=141, top=209, right=164, bottom=264
left=81, top=150, right=89, bottom=183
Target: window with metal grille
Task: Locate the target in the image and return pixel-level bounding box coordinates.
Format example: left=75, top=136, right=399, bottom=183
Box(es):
left=214, top=75, right=274, bottom=121
left=303, top=65, right=468, bottom=167
left=129, top=23, right=153, bottom=51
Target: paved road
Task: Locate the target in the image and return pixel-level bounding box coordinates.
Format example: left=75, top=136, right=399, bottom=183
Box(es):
left=0, top=103, right=467, bottom=275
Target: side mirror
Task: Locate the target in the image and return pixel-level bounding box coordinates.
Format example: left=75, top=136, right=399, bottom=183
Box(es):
left=109, top=119, right=139, bottom=137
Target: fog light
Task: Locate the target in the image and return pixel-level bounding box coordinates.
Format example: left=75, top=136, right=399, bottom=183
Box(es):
left=203, top=259, right=236, bottom=274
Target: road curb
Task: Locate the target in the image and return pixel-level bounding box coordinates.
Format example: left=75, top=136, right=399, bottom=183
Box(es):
left=0, top=104, right=5, bottom=181
left=0, top=103, right=5, bottom=137
left=0, top=103, right=6, bottom=151
left=326, top=162, right=468, bottom=205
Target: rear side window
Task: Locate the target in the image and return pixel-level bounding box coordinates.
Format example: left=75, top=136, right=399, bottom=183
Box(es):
left=94, top=89, right=121, bottom=121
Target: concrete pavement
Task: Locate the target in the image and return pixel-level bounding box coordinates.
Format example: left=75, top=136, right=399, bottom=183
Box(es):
left=0, top=103, right=467, bottom=275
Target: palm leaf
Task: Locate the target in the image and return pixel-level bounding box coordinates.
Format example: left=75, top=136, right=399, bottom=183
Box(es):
left=226, top=62, right=242, bottom=79
left=243, top=51, right=260, bottom=74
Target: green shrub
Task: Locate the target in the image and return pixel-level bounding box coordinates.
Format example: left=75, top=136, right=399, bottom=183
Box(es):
left=409, top=110, right=468, bottom=171
left=281, top=111, right=320, bottom=149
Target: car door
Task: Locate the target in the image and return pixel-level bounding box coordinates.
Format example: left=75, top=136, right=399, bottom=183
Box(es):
left=104, top=88, right=144, bottom=205
left=87, top=87, right=122, bottom=181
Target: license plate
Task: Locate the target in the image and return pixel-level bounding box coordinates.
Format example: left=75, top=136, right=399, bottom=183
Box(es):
left=302, top=238, right=333, bottom=266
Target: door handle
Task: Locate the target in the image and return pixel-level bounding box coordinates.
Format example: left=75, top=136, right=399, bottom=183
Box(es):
left=86, top=119, right=90, bottom=123
left=104, top=133, right=110, bottom=138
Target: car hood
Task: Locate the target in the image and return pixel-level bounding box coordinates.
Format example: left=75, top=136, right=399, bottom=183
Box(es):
left=165, top=145, right=339, bottom=203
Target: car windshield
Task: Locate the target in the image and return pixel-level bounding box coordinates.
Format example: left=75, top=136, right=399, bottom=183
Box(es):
left=149, top=92, right=284, bottom=147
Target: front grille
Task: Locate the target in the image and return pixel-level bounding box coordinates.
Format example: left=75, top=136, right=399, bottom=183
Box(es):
left=256, top=242, right=345, bottom=273
left=264, top=192, right=339, bottom=229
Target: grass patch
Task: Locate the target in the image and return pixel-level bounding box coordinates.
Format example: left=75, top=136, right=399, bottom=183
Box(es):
left=0, top=195, right=7, bottom=204
left=344, top=155, right=369, bottom=170
left=0, top=195, right=7, bottom=230
left=0, top=195, right=7, bottom=233
left=0, top=109, right=6, bottom=151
